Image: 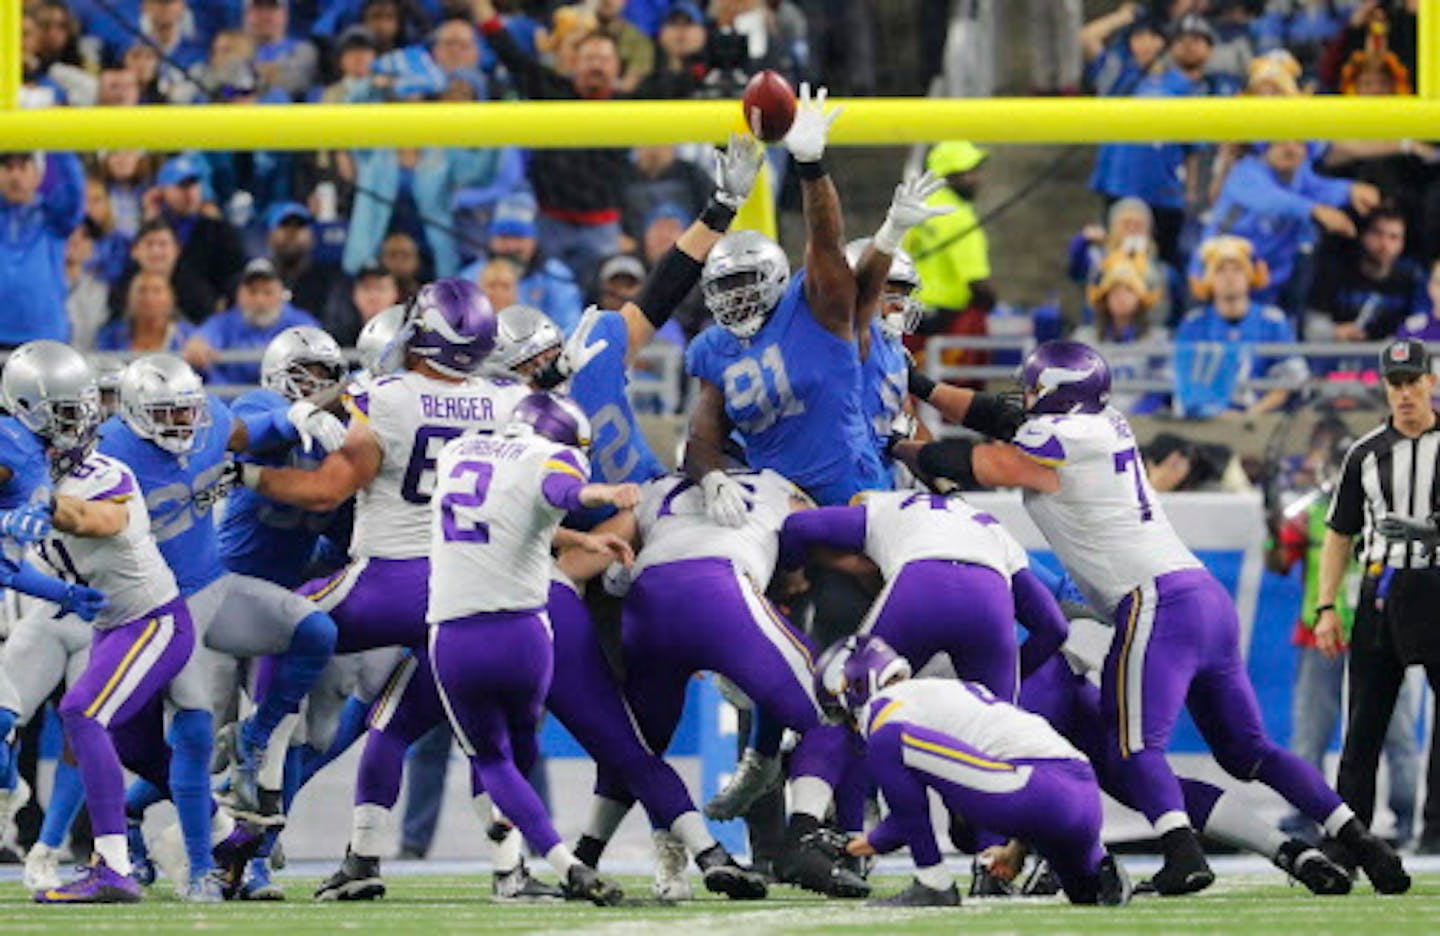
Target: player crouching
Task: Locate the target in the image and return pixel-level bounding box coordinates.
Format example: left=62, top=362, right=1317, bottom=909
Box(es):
left=819, top=634, right=1130, bottom=908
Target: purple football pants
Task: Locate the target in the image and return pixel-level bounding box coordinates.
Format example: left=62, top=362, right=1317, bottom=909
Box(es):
left=865, top=560, right=1020, bottom=701
left=619, top=559, right=850, bottom=790
left=1104, top=568, right=1342, bottom=827
left=60, top=598, right=194, bottom=838
left=864, top=720, right=1106, bottom=900
left=299, top=557, right=429, bottom=653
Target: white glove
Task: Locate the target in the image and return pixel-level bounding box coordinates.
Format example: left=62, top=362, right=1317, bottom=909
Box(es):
left=874, top=171, right=953, bottom=254
left=783, top=83, right=842, bottom=164
left=714, top=132, right=765, bottom=209
left=555, top=305, right=609, bottom=380
left=701, top=470, right=749, bottom=528
left=287, top=401, right=347, bottom=453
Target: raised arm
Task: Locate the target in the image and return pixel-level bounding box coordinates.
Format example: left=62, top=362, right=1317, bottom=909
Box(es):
left=783, top=84, right=855, bottom=338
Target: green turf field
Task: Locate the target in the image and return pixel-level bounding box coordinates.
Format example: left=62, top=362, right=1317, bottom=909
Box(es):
left=3, top=873, right=1440, bottom=935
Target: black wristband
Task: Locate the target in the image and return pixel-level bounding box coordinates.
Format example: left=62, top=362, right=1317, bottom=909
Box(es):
left=962, top=392, right=1027, bottom=442
left=636, top=246, right=704, bottom=329
left=698, top=196, right=737, bottom=233
left=907, top=369, right=937, bottom=401
left=794, top=157, right=828, bottom=181
left=1314, top=603, right=1336, bottom=617
left=916, top=439, right=978, bottom=489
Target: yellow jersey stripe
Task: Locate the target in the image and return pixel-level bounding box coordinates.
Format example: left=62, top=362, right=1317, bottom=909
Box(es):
left=543, top=459, right=587, bottom=482
left=902, top=731, right=1015, bottom=772
left=869, top=699, right=905, bottom=734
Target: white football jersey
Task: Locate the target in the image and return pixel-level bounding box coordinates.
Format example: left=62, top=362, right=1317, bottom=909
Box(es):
left=345, top=370, right=528, bottom=560
left=862, top=678, right=1084, bottom=763
left=861, top=491, right=1029, bottom=582
left=633, top=470, right=802, bottom=587
left=35, top=453, right=179, bottom=631
left=427, top=431, right=588, bottom=623
left=1013, top=409, right=1201, bottom=617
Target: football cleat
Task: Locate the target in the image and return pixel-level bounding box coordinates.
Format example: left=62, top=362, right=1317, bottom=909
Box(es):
left=1275, top=839, right=1351, bottom=896
left=492, top=861, right=564, bottom=902
left=565, top=863, right=624, bottom=907
left=696, top=843, right=768, bottom=900
left=1019, top=857, right=1062, bottom=897
left=1096, top=853, right=1133, bottom=906
left=1341, top=825, right=1411, bottom=895
left=314, top=848, right=385, bottom=901
left=1149, top=828, right=1215, bottom=896
left=777, top=832, right=871, bottom=899
left=867, top=878, right=960, bottom=908
left=182, top=869, right=227, bottom=903
left=651, top=831, right=692, bottom=902
left=704, top=750, right=782, bottom=821
left=34, top=857, right=143, bottom=904
left=212, top=822, right=265, bottom=899
left=24, top=843, right=63, bottom=893
left=240, top=860, right=286, bottom=901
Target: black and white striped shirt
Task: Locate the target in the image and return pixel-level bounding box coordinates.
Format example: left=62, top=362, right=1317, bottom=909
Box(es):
left=1328, top=415, right=1440, bottom=570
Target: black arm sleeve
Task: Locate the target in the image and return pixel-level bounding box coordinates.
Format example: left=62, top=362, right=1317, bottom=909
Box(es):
left=961, top=392, right=1026, bottom=442
left=907, top=369, right=937, bottom=401
left=481, top=23, right=569, bottom=99
left=915, top=439, right=977, bottom=488
left=636, top=247, right=703, bottom=329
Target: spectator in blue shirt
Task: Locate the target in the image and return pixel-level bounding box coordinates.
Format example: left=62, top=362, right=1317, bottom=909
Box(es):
left=1080, top=3, right=1167, bottom=96
left=0, top=151, right=84, bottom=348
left=245, top=0, right=319, bottom=99
left=1195, top=140, right=1378, bottom=314
left=1090, top=14, right=1228, bottom=267
left=96, top=270, right=196, bottom=353
left=183, top=257, right=321, bottom=384
left=1174, top=235, right=1309, bottom=420
left=140, top=0, right=209, bottom=78
left=459, top=196, right=584, bottom=333
left=1310, top=205, right=1425, bottom=342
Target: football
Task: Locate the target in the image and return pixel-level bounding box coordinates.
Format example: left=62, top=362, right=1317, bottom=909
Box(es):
left=742, top=69, right=798, bottom=143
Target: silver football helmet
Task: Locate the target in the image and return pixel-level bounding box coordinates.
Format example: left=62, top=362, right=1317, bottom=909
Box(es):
left=845, top=237, right=923, bottom=339
left=261, top=326, right=346, bottom=401
left=701, top=230, right=790, bottom=339
left=119, top=354, right=212, bottom=454
left=94, top=357, right=126, bottom=419
left=490, top=305, right=563, bottom=380
left=356, top=304, right=408, bottom=376
left=1, top=340, right=101, bottom=453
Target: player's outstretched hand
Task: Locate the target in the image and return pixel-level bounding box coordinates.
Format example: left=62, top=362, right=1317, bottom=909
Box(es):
left=0, top=501, right=52, bottom=545
left=714, top=132, right=765, bottom=209
left=555, top=306, right=609, bottom=381
left=57, top=584, right=107, bottom=623
left=288, top=401, right=347, bottom=453
left=879, top=171, right=952, bottom=246
left=702, top=470, right=749, bottom=527
left=783, top=83, right=841, bottom=164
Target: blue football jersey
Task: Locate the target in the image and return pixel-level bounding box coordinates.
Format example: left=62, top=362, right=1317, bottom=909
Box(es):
left=861, top=322, right=908, bottom=471
left=0, top=416, right=52, bottom=511
left=685, top=269, right=889, bottom=506
left=569, top=311, right=666, bottom=485
left=217, top=388, right=349, bottom=587
left=96, top=396, right=234, bottom=596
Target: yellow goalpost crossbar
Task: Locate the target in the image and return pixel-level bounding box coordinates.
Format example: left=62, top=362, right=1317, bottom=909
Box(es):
left=0, top=0, right=1437, bottom=150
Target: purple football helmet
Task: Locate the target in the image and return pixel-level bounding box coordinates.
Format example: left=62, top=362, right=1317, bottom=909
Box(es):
left=507, top=392, right=593, bottom=449
left=839, top=634, right=912, bottom=715
left=405, top=278, right=498, bottom=377
left=1020, top=340, right=1112, bottom=415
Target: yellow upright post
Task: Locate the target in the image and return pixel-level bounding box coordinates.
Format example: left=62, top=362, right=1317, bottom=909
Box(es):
left=1423, top=0, right=1440, bottom=99
left=0, top=0, right=20, bottom=111
left=732, top=161, right=778, bottom=241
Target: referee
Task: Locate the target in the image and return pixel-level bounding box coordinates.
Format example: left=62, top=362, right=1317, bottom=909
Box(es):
left=1318, top=338, right=1440, bottom=854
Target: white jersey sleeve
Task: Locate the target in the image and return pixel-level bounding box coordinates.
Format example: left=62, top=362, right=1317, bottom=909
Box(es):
left=39, top=453, right=179, bottom=630
left=348, top=370, right=529, bottom=560
left=427, top=433, right=584, bottom=622
left=632, top=469, right=800, bottom=586
left=1014, top=409, right=1201, bottom=617
left=863, top=678, right=1085, bottom=763
left=861, top=491, right=1029, bottom=582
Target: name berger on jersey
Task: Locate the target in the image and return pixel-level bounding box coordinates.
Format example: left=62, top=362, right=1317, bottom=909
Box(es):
left=419, top=394, right=499, bottom=422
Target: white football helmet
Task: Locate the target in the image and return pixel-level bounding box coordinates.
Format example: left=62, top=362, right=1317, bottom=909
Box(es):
left=261, top=326, right=346, bottom=401
left=119, top=354, right=212, bottom=454
left=701, top=230, right=790, bottom=339
left=1, top=340, right=101, bottom=454
left=845, top=237, right=923, bottom=339
left=357, top=304, right=408, bottom=377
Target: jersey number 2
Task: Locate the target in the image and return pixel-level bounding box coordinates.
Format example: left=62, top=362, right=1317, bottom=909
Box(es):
left=439, top=460, right=492, bottom=543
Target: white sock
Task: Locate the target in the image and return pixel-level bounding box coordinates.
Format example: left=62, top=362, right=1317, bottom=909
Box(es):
left=789, top=776, right=833, bottom=821
left=492, top=826, right=522, bottom=874
left=95, top=833, right=132, bottom=876
left=582, top=796, right=630, bottom=842
left=915, top=863, right=953, bottom=891
left=1202, top=789, right=1286, bottom=859
left=1323, top=804, right=1356, bottom=838
left=259, top=714, right=299, bottom=791
left=210, top=809, right=235, bottom=846
left=1154, top=810, right=1191, bottom=836
left=545, top=843, right=579, bottom=879
left=669, top=811, right=716, bottom=856
left=352, top=803, right=390, bottom=859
